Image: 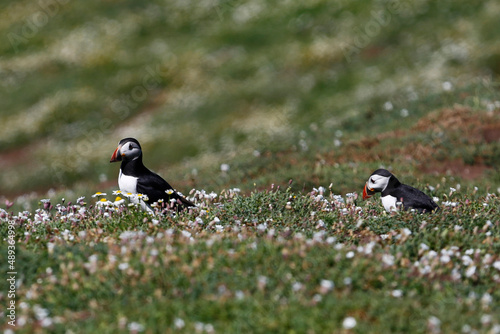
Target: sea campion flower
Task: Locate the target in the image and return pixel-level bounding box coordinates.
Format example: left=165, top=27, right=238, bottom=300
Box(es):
left=127, top=322, right=144, bottom=332
left=442, top=81, right=453, bottom=91
left=118, top=262, right=129, bottom=271
left=427, top=316, right=441, bottom=334
left=40, top=199, right=51, bottom=210
left=319, top=279, right=334, bottom=294
left=174, top=318, right=185, bottom=329
left=465, top=266, right=476, bottom=278
left=383, top=101, right=393, bottom=111
left=257, top=276, right=268, bottom=290
left=382, top=254, right=395, bottom=266
left=391, top=289, right=403, bottom=298
left=342, top=317, right=357, bottom=329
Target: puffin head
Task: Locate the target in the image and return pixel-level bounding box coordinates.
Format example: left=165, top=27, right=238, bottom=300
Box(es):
left=362, top=168, right=393, bottom=199
left=110, top=137, right=142, bottom=162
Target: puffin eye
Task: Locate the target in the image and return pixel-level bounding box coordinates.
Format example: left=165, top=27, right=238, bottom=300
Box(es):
left=129, top=144, right=133, bottom=150
left=370, top=178, right=375, bottom=183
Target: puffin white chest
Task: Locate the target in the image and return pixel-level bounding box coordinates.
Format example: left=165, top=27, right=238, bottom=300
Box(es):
left=381, top=195, right=398, bottom=212
left=118, top=170, right=138, bottom=194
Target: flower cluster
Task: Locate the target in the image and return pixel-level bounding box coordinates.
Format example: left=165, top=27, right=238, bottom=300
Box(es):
left=1, top=184, right=498, bottom=333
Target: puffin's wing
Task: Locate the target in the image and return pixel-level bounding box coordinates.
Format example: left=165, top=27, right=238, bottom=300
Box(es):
left=136, top=171, right=194, bottom=209
left=394, top=184, right=439, bottom=213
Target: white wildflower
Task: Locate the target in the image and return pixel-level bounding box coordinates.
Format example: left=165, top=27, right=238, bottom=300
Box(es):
left=127, top=322, right=145, bottom=332
left=118, top=263, right=129, bottom=271
left=292, top=282, right=303, bottom=292
left=391, top=289, right=403, bottom=298
left=174, top=318, right=185, bottom=329
left=442, top=81, right=453, bottom=91
left=382, top=254, right=395, bottom=266
left=465, top=266, right=476, bottom=278
left=383, top=101, right=393, bottom=111
left=320, top=279, right=334, bottom=293
left=342, top=317, right=357, bottom=329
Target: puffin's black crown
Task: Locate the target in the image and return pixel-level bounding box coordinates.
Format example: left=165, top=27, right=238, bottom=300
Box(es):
left=119, top=137, right=142, bottom=149
left=371, top=168, right=393, bottom=177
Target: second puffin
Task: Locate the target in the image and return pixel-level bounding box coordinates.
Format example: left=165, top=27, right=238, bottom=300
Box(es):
left=363, top=169, right=439, bottom=213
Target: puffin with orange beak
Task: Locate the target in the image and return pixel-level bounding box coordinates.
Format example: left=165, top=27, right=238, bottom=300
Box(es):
left=363, top=169, right=439, bottom=213
left=110, top=137, right=195, bottom=211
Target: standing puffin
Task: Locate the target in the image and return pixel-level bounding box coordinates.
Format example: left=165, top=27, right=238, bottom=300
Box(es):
left=110, top=138, right=195, bottom=210
left=362, top=169, right=439, bottom=213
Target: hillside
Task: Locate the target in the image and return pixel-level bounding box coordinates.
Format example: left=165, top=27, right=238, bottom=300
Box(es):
left=0, top=0, right=499, bottom=204
left=1, top=1, right=500, bottom=332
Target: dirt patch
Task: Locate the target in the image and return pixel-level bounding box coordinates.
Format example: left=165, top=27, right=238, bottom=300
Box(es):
left=413, top=106, right=500, bottom=144
left=421, top=159, right=492, bottom=180
left=342, top=105, right=498, bottom=180
left=482, top=123, right=500, bottom=143
left=413, top=106, right=482, bottom=133
left=0, top=141, right=42, bottom=169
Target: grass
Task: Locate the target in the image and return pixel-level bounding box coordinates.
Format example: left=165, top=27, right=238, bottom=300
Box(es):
left=1, top=186, right=499, bottom=332
left=1, top=0, right=500, bottom=332
left=0, top=0, right=500, bottom=198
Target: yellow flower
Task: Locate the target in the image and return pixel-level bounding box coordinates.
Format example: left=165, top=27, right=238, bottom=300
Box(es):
left=114, top=196, right=125, bottom=206
left=92, top=192, right=107, bottom=198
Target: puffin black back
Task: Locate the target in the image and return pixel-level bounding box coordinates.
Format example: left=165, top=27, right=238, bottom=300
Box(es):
left=110, top=137, right=195, bottom=210
left=363, top=169, right=439, bottom=213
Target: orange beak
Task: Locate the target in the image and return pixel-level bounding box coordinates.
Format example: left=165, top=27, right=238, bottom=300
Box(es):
left=363, top=183, right=375, bottom=200
left=110, top=145, right=122, bottom=163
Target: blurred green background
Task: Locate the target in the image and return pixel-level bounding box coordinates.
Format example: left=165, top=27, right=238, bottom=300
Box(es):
left=1, top=0, right=499, bottom=206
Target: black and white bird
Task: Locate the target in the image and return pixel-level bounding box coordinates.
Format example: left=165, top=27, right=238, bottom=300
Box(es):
left=362, top=169, right=439, bottom=213
left=110, top=137, right=195, bottom=211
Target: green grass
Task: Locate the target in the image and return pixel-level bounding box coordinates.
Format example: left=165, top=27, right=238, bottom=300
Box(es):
left=1, top=187, right=499, bottom=332
left=1, top=0, right=500, bottom=332
left=1, top=0, right=500, bottom=198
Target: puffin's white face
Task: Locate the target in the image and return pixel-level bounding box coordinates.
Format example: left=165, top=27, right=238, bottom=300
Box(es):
left=366, top=174, right=390, bottom=193
left=118, top=141, right=142, bottom=161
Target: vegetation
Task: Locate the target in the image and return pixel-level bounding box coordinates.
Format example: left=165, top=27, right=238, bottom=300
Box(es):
left=1, top=0, right=500, bottom=332
left=1, top=187, right=499, bottom=332
left=0, top=0, right=499, bottom=200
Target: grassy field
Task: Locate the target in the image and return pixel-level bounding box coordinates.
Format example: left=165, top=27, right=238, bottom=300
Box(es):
left=1, top=0, right=500, bottom=332
left=0, top=0, right=499, bottom=200
left=0, top=187, right=499, bottom=332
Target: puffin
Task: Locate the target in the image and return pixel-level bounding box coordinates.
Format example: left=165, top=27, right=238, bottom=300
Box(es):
left=110, top=137, right=195, bottom=211
left=362, top=169, right=439, bottom=213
